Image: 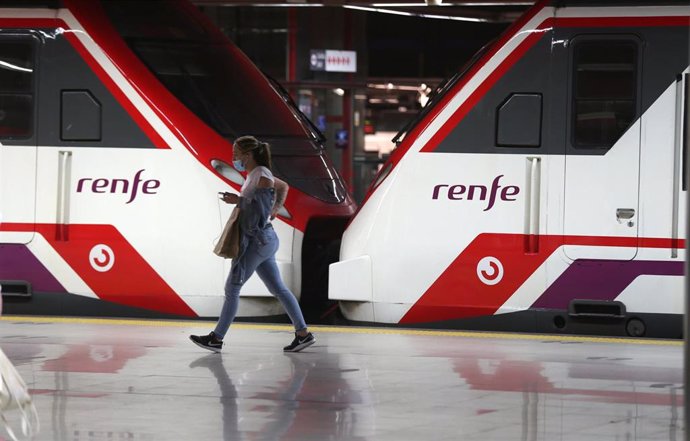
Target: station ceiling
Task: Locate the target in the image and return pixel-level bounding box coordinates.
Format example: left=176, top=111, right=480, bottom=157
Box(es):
left=191, top=0, right=535, bottom=23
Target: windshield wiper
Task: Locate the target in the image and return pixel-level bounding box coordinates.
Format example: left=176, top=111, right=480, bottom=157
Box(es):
left=391, top=74, right=458, bottom=145
left=391, top=39, right=496, bottom=146
left=265, top=74, right=326, bottom=144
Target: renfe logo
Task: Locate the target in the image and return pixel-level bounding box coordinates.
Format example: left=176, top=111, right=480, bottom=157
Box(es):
left=477, top=256, right=504, bottom=285
left=89, top=244, right=115, bottom=272
left=77, top=169, right=160, bottom=204
left=432, top=175, right=519, bottom=211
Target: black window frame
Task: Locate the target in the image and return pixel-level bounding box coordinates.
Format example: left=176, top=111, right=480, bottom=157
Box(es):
left=0, top=32, right=38, bottom=144
left=569, top=35, right=641, bottom=151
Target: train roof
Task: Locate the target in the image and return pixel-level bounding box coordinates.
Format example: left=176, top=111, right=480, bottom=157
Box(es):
left=1, top=0, right=688, bottom=8
left=552, top=0, right=689, bottom=6
left=0, top=0, right=61, bottom=7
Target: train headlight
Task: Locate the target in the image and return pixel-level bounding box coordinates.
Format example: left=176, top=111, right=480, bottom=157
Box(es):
left=211, top=159, right=245, bottom=186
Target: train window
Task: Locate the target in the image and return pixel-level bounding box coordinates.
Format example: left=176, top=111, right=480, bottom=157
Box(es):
left=496, top=93, right=542, bottom=147
left=129, top=43, right=307, bottom=139
left=102, top=0, right=309, bottom=140
left=101, top=0, right=209, bottom=43
left=272, top=156, right=347, bottom=204
left=61, top=90, right=102, bottom=141
left=0, top=40, right=34, bottom=140
left=572, top=40, right=638, bottom=149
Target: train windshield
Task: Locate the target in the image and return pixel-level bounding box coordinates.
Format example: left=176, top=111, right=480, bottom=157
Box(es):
left=101, top=0, right=310, bottom=140
left=392, top=40, right=495, bottom=145
left=102, top=0, right=347, bottom=204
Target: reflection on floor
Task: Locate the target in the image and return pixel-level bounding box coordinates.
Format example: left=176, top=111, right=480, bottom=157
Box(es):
left=0, top=317, right=684, bottom=441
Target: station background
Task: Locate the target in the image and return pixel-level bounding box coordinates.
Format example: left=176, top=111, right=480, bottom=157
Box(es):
left=195, top=1, right=531, bottom=202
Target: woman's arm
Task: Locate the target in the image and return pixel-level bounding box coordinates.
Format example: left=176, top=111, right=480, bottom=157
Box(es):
left=257, top=176, right=273, bottom=188
left=271, top=177, right=289, bottom=219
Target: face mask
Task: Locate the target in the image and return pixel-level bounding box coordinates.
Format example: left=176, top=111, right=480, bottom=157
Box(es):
left=233, top=159, right=245, bottom=172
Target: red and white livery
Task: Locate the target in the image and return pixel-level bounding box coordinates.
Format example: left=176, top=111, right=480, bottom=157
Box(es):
left=0, top=0, right=355, bottom=318
left=330, top=0, right=690, bottom=337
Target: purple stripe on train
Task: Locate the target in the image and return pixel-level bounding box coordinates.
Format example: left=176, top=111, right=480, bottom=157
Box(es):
left=532, top=259, right=684, bottom=309
left=0, top=244, right=66, bottom=292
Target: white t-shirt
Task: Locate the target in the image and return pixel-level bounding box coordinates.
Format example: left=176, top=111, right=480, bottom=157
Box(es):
left=240, top=166, right=274, bottom=200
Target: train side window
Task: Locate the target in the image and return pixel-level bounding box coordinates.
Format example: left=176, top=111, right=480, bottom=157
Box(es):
left=61, top=90, right=102, bottom=141
left=496, top=93, right=542, bottom=147
left=0, top=39, right=34, bottom=140
left=572, top=39, right=638, bottom=149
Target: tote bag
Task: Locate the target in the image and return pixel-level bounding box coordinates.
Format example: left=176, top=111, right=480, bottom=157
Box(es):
left=214, top=206, right=240, bottom=259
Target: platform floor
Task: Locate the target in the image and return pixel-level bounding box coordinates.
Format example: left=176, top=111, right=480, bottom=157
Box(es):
left=0, top=316, right=684, bottom=441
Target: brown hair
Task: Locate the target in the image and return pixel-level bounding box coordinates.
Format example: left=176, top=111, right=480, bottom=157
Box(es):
left=234, top=135, right=272, bottom=170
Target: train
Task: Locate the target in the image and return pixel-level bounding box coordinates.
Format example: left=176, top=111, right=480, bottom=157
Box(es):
left=0, top=0, right=355, bottom=319
left=329, top=0, right=690, bottom=337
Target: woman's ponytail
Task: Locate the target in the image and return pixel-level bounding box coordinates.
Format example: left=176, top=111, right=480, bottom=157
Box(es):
left=256, top=141, right=272, bottom=170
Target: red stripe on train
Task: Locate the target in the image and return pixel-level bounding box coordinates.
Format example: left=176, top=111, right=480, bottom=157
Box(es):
left=1, top=223, right=196, bottom=317
left=400, top=233, right=685, bottom=324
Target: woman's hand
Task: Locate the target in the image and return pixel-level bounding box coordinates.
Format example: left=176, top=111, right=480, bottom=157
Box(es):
left=219, top=192, right=239, bottom=204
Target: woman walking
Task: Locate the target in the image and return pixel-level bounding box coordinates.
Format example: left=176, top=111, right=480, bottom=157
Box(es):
left=190, top=136, right=315, bottom=353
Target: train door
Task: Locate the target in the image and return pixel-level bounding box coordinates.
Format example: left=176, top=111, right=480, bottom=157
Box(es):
left=0, top=33, right=38, bottom=244
left=28, top=24, right=222, bottom=315
left=561, top=33, right=642, bottom=261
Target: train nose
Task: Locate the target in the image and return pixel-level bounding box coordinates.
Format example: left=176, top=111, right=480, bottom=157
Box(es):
left=328, top=254, right=375, bottom=322
left=329, top=255, right=372, bottom=302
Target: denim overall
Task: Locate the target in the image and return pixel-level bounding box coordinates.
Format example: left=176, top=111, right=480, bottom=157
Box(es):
left=213, top=187, right=307, bottom=339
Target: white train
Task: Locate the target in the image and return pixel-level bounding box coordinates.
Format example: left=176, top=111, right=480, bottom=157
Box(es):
left=330, top=0, right=690, bottom=337
left=0, top=0, right=355, bottom=318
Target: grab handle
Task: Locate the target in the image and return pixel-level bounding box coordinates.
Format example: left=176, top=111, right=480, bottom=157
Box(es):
left=673, top=73, right=688, bottom=256
left=56, top=150, right=72, bottom=241
left=525, top=157, right=541, bottom=253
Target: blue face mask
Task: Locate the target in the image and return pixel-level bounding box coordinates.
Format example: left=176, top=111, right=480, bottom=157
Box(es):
left=233, top=159, right=245, bottom=172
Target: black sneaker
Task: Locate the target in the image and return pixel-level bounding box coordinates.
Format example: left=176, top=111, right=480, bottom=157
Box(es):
left=283, top=332, right=315, bottom=352
left=189, top=332, right=223, bottom=353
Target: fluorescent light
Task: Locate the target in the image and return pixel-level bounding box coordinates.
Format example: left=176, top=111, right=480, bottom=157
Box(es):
left=344, top=5, right=488, bottom=22
left=373, top=1, right=532, bottom=4
left=371, top=2, right=428, bottom=5
left=367, top=83, right=428, bottom=91
left=196, top=2, right=325, bottom=6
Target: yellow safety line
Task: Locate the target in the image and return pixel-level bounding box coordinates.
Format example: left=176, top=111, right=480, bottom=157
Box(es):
left=0, top=315, right=682, bottom=346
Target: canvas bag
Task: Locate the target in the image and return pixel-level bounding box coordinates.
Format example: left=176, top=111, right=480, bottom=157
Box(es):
left=0, top=348, right=40, bottom=441
left=213, top=206, right=240, bottom=259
